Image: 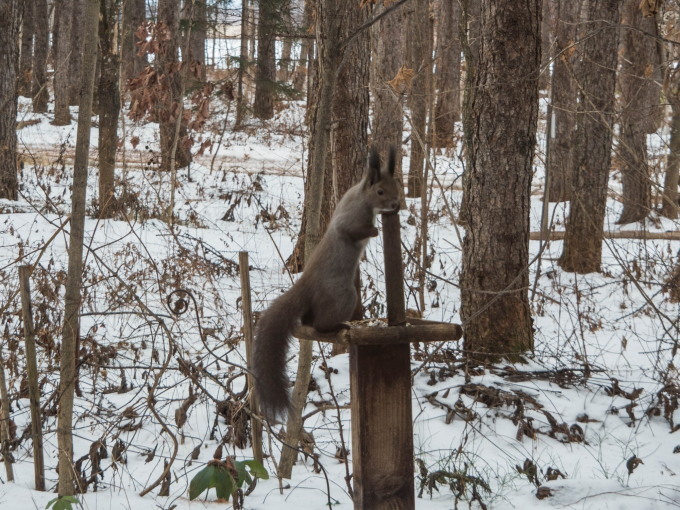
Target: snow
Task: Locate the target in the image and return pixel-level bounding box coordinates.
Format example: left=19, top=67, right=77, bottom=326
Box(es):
left=2, top=95, right=679, bottom=509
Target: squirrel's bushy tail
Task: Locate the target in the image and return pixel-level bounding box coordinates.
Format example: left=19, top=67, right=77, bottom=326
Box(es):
left=252, top=285, right=306, bottom=421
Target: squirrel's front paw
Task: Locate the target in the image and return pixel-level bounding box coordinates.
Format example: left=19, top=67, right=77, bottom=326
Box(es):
left=369, top=226, right=379, bottom=237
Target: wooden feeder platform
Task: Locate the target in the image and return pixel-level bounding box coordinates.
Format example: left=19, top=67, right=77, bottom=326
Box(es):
left=293, top=213, right=463, bottom=510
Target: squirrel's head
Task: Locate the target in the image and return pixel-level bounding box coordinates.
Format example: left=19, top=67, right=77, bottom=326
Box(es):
left=363, top=146, right=401, bottom=214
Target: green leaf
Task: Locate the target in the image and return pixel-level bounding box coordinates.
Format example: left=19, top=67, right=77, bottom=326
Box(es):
left=189, top=463, right=235, bottom=501
left=242, top=459, right=269, bottom=480
left=189, top=464, right=218, bottom=500
left=233, top=461, right=248, bottom=489
left=213, top=468, right=235, bottom=501
left=46, top=495, right=81, bottom=510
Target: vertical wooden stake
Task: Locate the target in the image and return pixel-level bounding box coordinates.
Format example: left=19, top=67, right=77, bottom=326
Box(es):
left=0, top=346, right=13, bottom=482
left=239, top=252, right=263, bottom=464
left=349, top=212, right=414, bottom=510
left=19, top=265, right=45, bottom=490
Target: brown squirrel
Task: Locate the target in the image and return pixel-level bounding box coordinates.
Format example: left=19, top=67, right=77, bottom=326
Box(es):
left=253, top=147, right=400, bottom=420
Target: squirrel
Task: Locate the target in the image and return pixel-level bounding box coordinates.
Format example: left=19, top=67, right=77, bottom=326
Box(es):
left=253, top=146, right=401, bottom=420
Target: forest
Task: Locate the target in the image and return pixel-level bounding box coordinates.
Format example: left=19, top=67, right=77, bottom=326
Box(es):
left=0, top=0, right=679, bottom=509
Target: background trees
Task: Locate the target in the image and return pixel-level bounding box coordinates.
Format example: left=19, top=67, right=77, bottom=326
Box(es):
left=460, top=0, right=540, bottom=361
left=1, top=0, right=680, bottom=506
left=0, top=0, right=18, bottom=200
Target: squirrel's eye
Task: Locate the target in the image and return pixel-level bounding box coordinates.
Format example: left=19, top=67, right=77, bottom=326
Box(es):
left=377, top=189, right=384, bottom=196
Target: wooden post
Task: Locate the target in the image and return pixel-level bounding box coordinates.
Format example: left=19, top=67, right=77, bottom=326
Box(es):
left=19, top=265, right=45, bottom=490
left=0, top=346, right=13, bottom=482
left=290, top=212, right=462, bottom=509
left=349, top=212, right=414, bottom=510
left=239, top=252, right=263, bottom=464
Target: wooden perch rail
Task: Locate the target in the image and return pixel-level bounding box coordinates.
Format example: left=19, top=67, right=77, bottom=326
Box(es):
left=293, top=319, right=462, bottom=345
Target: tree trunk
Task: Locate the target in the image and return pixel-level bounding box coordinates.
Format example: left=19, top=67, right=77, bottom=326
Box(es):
left=18, top=0, right=34, bottom=97
left=292, top=0, right=312, bottom=94
left=459, top=0, right=481, bottom=225
left=69, top=0, right=85, bottom=106
left=662, top=100, right=680, bottom=219
left=433, top=0, right=461, bottom=148
left=559, top=0, right=621, bottom=274
left=546, top=0, right=580, bottom=202
left=460, top=0, right=540, bottom=362
left=371, top=1, right=406, bottom=182
left=616, top=0, right=660, bottom=224
left=122, top=0, right=147, bottom=86
left=158, top=0, right=191, bottom=173
left=98, top=0, right=120, bottom=219
left=190, top=0, right=207, bottom=81
left=58, top=0, right=99, bottom=496
left=539, top=0, right=556, bottom=91
left=253, top=0, right=278, bottom=120
left=235, top=0, right=250, bottom=127
left=32, top=0, right=50, bottom=113
left=0, top=0, right=18, bottom=200
left=277, top=3, right=293, bottom=83
left=53, top=0, right=74, bottom=124
left=406, top=0, right=432, bottom=198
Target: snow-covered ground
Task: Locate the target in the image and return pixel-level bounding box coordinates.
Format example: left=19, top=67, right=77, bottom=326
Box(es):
left=1, top=95, right=679, bottom=509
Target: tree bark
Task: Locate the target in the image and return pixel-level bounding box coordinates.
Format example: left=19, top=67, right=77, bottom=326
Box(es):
left=459, top=0, right=481, bottom=224
left=158, top=0, right=191, bottom=172
left=18, top=0, right=34, bottom=97
left=253, top=0, right=278, bottom=120
left=559, top=0, right=621, bottom=273
left=98, top=0, right=121, bottom=219
left=371, top=1, right=406, bottom=182
left=406, top=0, right=432, bottom=198
left=546, top=0, right=580, bottom=202
left=460, top=0, right=540, bottom=362
left=0, top=0, right=18, bottom=201
left=292, top=0, right=312, bottom=94
left=68, top=0, right=85, bottom=106
left=58, top=0, right=99, bottom=496
left=53, top=0, right=74, bottom=124
left=190, top=0, right=207, bottom=80
left=662, top=100, right=680, bottom=219
left=235, top=0, right=250, bottom=128
left=433, top=0, right=461, bottom=148
left=32, top=0, right=50, bottom=113
left=277, top=2, right=293, bottom=83
left=122, top=0, right=147, bottom=86
left=616, top=0, right=660, bottom=224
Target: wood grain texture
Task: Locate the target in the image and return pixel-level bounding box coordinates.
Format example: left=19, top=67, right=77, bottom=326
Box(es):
left=350, top=343, right=414, bottom=510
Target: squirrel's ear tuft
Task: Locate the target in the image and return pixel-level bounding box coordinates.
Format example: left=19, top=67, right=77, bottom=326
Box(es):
left=367, top=146, right=381, bottom=185
left=387, top=146, right=396, bottom=176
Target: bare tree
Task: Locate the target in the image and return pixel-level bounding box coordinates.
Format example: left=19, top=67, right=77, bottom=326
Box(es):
left=460, top=0, right=540, bottom=362
left=0, top=0, right=18, bottom=200
left=183, top=0, right=207, bottom=82
left=546, top=0, right=580, bottom=202
left=18, top=0, right=34, bottom=97
left=559, top=0, right=621, bottom=273
left=616, top=0, right=661, bottom=224
left=253, top=0, right=279, bottom=119
left=98, top=0, right=121, bottom=218
left=32, top=0, right=50, bottom=113
left=68, top=0, right=85, bottom=105
left=406, top=0, right=433, bottom=198
left=371, top=1, right=406, bottom=178
left=58, top=0, right=100, bottom=495
left=158, top=0, right=191, bottom=172
left=53, top=0, right=74, bottom=125
left=122, top=0, right=147, bottom=86
left=433, top=0, right=461, bottom=148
